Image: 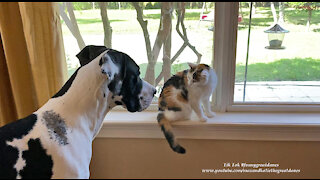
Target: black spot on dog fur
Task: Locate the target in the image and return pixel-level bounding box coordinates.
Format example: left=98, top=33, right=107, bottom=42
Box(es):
left=0, top=114, right=37, bottom=178
left=52, top=68, right=79, bottom=98
left=53, top=45, right=109, bottom=98
left=76, top=45, right=108, bottom=67
left=41, top=111, right=68, bottom=146
left=106, top=50, right=143, bottom=112
left=19, top=138, right=53, bottom=178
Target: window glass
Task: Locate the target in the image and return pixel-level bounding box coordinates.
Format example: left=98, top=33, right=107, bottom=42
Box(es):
left=59, top=2, right=215, bottom=101
left=235, top=2, right=320, bottom=103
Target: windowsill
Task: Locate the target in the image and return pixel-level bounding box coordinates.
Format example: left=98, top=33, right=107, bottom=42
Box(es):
left=97, top=109, right=320, bottom=141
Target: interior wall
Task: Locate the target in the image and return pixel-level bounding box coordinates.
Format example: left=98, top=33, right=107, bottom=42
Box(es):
left=90, top=138, right=320, bottom=179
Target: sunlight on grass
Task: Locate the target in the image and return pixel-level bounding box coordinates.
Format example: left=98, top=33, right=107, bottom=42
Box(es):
left=235, top=58, right=320, bottom=82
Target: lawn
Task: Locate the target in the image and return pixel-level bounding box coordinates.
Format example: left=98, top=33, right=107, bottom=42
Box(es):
left=235, top=58, right=320, bottom=82
left=62, top=6, right=320, bottom=82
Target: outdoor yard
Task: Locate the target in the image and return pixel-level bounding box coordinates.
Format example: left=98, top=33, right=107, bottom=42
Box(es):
left=60, top=3, right=320, bottom=102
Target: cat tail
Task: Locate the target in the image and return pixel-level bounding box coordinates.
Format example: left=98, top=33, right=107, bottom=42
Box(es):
left=157, top=112, right=186, bottom=154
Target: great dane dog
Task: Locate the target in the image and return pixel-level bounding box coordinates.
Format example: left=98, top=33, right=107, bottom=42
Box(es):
left=0, top=45, right=156, bottom=178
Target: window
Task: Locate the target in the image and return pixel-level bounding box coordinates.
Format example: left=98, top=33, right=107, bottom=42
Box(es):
left=58, top=2, right=320, bottom=112
left=58, top=2, right=215, bottom=102
left=213, top=2, right=320, bottom=112
left=235, top=2, right=320, bottom=103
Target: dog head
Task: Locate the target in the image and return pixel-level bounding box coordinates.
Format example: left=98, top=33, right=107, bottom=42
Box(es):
left=76, top=45, right=156, bottom=112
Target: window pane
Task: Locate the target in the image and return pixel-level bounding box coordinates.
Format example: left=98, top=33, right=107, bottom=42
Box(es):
left=59, top=2, right=215, bottom=102
left=234, top=2, right=320, bottom=103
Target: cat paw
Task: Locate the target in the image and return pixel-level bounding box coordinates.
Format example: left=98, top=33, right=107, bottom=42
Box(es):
left=200, top=117, right=209, bottom=122
left=207, top=112, right=216, bottom=118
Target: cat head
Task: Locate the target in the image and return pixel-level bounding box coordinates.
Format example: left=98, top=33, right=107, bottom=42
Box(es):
left=187, top=62, right=211, bottom=85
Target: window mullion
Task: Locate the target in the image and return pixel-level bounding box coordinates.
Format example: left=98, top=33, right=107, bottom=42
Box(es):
left=212, top=2, right=239, bottom=112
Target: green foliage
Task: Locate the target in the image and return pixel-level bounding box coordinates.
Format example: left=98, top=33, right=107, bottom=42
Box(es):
left=72, top=2, right=94, bottom=10
left=144, top=2, right=161, bottom=9
left=236, top=58, right=320, bottom=82
left=288, top=2, right=320, bottom=10
left=71, top=2, right=135, bottom=10
left=107, top=2, right=134, bottom=9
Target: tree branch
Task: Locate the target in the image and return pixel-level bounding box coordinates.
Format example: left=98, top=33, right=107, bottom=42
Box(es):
left=63, top=2, right=85, bottom=49
left=155, top=2, right=202, bottom=86
left=99, top=2, right=112, bottom=48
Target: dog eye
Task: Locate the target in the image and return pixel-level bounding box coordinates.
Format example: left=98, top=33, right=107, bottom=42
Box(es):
left=140, top=97, right=143, bottom=100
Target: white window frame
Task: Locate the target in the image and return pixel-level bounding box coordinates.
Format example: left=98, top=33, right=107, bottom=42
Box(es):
left=212, top=2, right=320, bottom=113
left=100, top=2, right=320, bottom=141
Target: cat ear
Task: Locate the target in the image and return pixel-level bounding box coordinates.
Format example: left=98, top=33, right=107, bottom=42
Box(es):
left=187, top=62, right=197, bottom=69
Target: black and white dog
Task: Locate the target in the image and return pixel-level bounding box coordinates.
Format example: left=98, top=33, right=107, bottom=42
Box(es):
left=0, top=45, right=156, bottom=178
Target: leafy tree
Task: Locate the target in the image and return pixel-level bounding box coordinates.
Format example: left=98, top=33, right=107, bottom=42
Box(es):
left=289, top=2, right=320, bottom=31
left=132, top=2, right=202, bottom=85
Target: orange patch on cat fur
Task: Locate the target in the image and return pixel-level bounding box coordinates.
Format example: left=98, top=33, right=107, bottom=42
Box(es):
left=160, top=85, right=186, bottom=108
left=198, top=64, right=210, bottom=70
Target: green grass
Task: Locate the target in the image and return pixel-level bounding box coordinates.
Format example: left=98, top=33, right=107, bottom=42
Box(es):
left=238, top=7, right=320, bottom=31
left=285, top=8, right=320, bottom=25
left=138, top=58, right=320, bottom=82
left=235, top=58, right=320, bottom=82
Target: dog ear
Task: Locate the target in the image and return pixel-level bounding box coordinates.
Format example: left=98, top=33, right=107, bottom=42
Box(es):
left=119, top=54, right=142, bottom=112
left=76, top=45, right=109, bottom=66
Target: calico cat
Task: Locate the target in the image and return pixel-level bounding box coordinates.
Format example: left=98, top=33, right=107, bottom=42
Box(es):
left=157, top=63, right=218, bottom=154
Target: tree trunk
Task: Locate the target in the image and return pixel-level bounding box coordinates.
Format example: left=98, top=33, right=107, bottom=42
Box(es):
left=204, top=2, right=207, bottom=12
left=132, top=2, right=156, bottom=85
left=278, top=2, right=285, bottom=24
left=239, top=2, right=244, bottom=17
left=155, top=2, right=202, bottom=86
left=252, top=2, right=256, bottom=15
left=271, top=2, right=278, bottom=24
left=162, top=2, right=173, bottom=82
left=306, top=9, right=312, bottom=32
left=60, top=2, right=85, bottom=50
left=99, top=2, right=112, bottom=48
left=132, top=2, right=171, bottom=85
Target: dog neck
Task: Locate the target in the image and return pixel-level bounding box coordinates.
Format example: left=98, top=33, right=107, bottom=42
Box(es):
left=37, top=51, right=114, bottom=142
